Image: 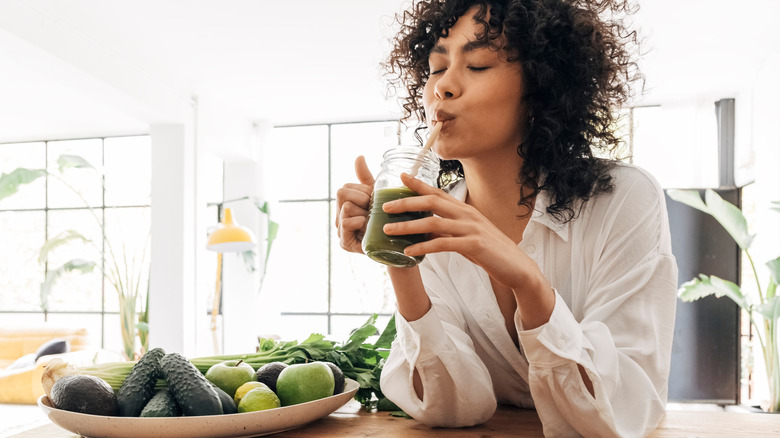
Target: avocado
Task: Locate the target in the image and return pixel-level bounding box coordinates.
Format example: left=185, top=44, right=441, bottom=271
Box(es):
left=117, top=347, right=165, bottom=416
left=325, top=362, right=345, bottom=395
left=160, top=352, right=223, bottom=416
left=140, top=389, right=181, bottom=417
left=50, top=374, right=118, bottom=416
left=209, top=381, right=238, bottom=414
left=255, top=362, right=288, bottom=393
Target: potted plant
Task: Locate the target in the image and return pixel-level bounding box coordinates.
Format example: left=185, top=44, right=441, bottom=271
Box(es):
left=667, top=189, right=780, bottom=412
left=0, top=155, right=149, bottom=360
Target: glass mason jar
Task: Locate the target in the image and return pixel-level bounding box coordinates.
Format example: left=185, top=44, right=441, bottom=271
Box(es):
left=362, top=145, right=440, bottom=267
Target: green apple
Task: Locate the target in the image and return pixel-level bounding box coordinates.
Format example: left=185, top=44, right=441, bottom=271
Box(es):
left=275, top=362, right=335, bottom=406
left=205, top=359, right=256, bottom=398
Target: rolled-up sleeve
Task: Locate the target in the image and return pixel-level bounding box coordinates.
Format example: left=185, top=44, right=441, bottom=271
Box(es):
left=380, top=267, right=497, bottom=427
left=519, top=168, right=678, bottom=437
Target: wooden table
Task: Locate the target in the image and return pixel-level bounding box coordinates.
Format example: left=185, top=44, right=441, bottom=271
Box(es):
left=13, top=400, right=780, bottom=437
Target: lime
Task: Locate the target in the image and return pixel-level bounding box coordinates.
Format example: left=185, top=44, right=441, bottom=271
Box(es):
left=237, top=386, right=281, bottom=413
left=234, top=381, right=266, bottom=405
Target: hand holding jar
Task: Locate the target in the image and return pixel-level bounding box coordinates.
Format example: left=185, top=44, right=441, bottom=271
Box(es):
left=335, top=145, right=440, bottom=268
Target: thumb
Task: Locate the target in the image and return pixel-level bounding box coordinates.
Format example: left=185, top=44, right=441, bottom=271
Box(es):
left=355, top=156, right=375, bottom=187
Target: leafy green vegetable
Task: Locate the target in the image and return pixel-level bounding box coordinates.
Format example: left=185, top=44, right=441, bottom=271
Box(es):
left=79, top=313, right=397, bottom=409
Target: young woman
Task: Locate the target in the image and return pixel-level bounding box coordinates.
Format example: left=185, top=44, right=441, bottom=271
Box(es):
left=336, top=1, right=677, bottom=436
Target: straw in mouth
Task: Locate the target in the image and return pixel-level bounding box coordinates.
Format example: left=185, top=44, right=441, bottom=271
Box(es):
left=423, top=121, right=443, bottom=153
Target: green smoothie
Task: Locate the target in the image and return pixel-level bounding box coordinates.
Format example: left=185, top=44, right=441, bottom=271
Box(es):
left=362, top=187, right=432, bottom=267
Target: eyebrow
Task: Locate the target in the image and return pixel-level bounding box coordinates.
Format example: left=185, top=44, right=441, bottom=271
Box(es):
left=430, top=38, right=492, bottom=55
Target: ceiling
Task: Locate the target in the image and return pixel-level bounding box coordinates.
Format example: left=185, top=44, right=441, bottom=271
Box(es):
left=0, top=0, right=778, bottom=144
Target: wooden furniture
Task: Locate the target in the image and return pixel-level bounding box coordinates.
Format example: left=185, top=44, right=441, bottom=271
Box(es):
left=13, top=400, right=780, bottom=437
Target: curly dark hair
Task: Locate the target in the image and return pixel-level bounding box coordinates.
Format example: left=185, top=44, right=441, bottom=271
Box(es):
left=383, top=0, right=642, bottom=222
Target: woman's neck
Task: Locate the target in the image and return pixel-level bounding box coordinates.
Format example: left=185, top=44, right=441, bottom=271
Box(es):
left=461, top=152, right=533, bottom=243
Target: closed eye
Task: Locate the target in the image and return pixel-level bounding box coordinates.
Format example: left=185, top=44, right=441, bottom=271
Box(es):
left=468, top=66, right=489, bottom=72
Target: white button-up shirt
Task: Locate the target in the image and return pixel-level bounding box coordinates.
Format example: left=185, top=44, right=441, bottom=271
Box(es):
left=380, top=163, right=678, bottom=437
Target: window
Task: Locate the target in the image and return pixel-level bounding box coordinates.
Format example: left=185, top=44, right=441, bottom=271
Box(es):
left=0, top=136, right=151, bottom=353
left=261, top=121, right=403, bottom=339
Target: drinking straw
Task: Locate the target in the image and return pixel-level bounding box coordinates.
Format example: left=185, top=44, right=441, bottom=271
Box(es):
left=409, top=122, right=443, bottom=177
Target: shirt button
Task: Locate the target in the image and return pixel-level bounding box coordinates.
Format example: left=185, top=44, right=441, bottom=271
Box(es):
left=526, top=244, right=536, bottom=254
left=484, top=312, right=491, bottom=320
left=558, top=337, right=567, bottom=348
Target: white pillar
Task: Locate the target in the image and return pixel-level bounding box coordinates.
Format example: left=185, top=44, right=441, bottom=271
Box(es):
left=149, top=123, right=198, bottom=356
left=218, top=121, right=275, bottom=354
left=220, top=160, right=264, bottom=354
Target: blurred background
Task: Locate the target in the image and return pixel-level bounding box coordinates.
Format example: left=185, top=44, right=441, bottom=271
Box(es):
left=1, top=0, right=778, bottom=411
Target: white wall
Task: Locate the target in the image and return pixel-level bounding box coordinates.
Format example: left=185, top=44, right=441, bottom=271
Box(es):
left=747, top=56, right=780, bottom=281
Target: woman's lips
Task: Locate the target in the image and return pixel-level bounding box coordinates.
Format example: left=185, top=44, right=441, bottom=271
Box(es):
left=434, top=110, right=455, bottom=123
left=434, top=111, right=455, bottom=133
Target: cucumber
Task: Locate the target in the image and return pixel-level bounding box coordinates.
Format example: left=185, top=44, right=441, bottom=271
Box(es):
left=160, top=352, right=223, bottom=416
left=140, top=389, right=181, bottom=417
left=116, top=347, right=166, bottom=417
left=209, top=381, right=238, bottom=414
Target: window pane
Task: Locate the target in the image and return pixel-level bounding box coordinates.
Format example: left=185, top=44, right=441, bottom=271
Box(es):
left=275, top=315, right=328, bottom=342
left=631, top=104, right=718, bottom=189
left=0, top=142, right=46, bottom=209
left=265, top=126, right=329, bottom=200
left=201, top=152, right=224, bottom=205
left=262, top=201, right=329, bottom=313
left=399, top=122, right=424, bottom=146
left=330, top=122, right=398, bottom=197
left=42, top=313, right=104, bottom=349
left=104, top=136, right=151, bottom=206
left=103, top=207, right=151, bottom=313
left=46, top=209, right=103, bottom=312
left=0, top=211, right=45, bottom=311
left=48, top=139, right=103, bottom=208
left=330, top=314, right=394, bottom=340
left=330, top=202, right=396, bottom=315
left=102, top=313, right=126, bottom=354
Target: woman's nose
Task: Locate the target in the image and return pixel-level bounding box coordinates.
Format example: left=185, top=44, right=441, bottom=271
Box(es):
left=434, top=70, right=461, bottom=100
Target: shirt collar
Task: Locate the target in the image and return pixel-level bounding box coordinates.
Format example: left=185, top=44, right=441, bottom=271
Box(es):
left=444, top=178, right=570, bottom=242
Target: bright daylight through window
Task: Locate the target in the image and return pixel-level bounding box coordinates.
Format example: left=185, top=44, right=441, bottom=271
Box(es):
left=260, top=121, right=407, bottom=340
left=0, top=136, right=151, bottom=355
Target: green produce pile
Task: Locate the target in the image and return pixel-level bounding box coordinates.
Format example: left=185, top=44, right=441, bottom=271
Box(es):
left=78, top=313, right=396, bottom=410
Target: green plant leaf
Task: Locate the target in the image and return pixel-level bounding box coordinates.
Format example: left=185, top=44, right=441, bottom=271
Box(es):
left=667, top=189, right=754, bottom=250
left=374, top=313, right=397, bottom=349
left=0, top=168, right=47, bottom=201
left=38, top=230, right=91, bottom=264
left=757, top=296, right=780, bottom=322
left=768, top=257, right=780, bottom=285
left=678, top=274, right=748, bottom=310
left=254, top=200, right=278, bottom=276
left=241, top=249, right=257, bottom=273
left=255, top=200, right=270, bottom=215
left=40, top=259, right=97, bottom=312
left=136, top=321, right=149, bottom=334
left=667, top=189, right=709, bottom=213
left=342, top=314, right=379, bottom=352
left=771, top=201, right=780, bottom=213
left=57, top=154, right=96, bottom=172
left=703, top=189, right=754, bottom=250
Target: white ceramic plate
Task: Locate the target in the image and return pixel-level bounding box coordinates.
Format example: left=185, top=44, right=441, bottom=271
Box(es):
left=38, top=378, right=359, bottom=438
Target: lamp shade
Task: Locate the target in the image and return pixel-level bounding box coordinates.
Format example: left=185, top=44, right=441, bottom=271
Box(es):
left=207, top=208, right=256, bottom=252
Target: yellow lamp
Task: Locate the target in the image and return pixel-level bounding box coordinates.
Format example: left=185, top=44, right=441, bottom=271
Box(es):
left=207, top=208, right=256, bottom=252
left=206, top=208, right=256, bottom=354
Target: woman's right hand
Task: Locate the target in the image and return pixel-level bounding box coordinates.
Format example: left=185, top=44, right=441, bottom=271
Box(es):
left=335, top=156, right=375, bottom=254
